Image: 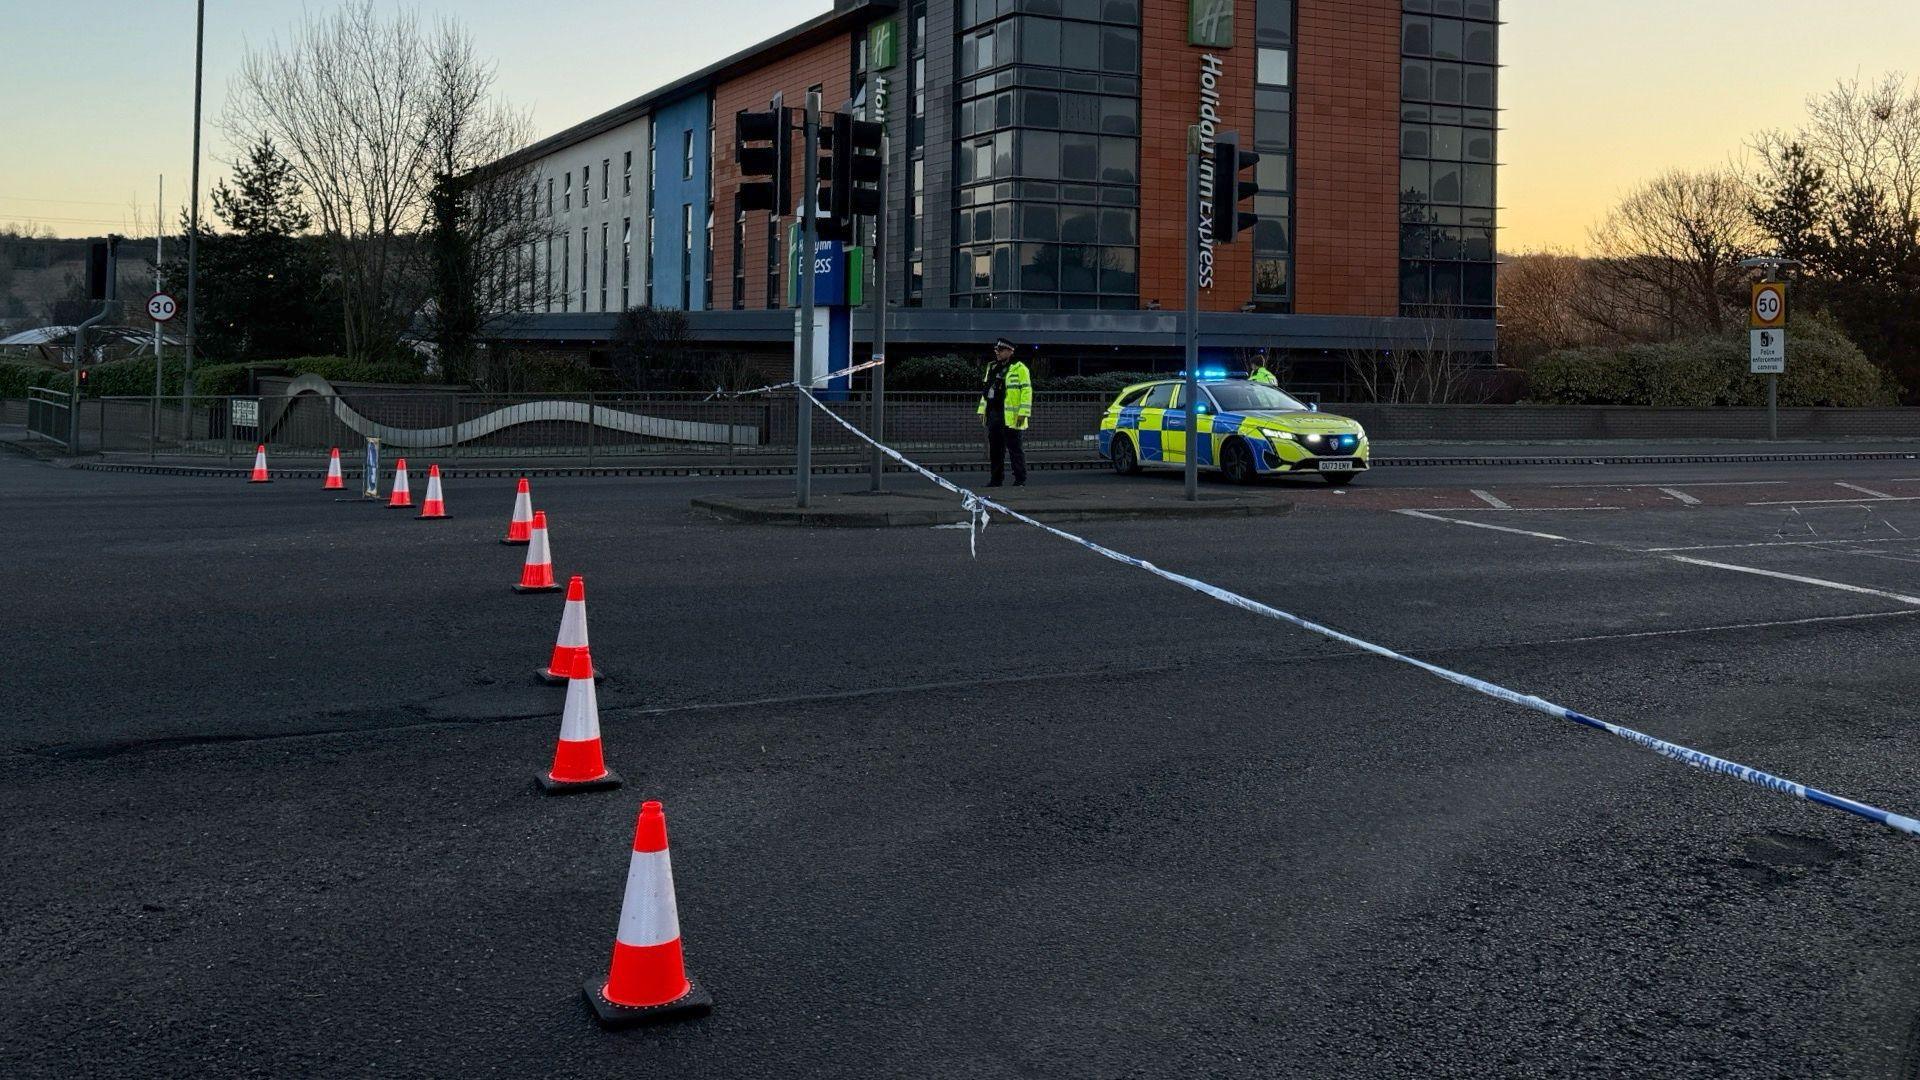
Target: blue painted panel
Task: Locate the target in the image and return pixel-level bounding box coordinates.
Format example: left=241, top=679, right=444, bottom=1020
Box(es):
left=650, top=92, right=711, bottom=311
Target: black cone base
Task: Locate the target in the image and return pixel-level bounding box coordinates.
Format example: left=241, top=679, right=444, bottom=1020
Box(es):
left=583, top=978, right=712, bottom=1028
left=533, top=768, right=622, bottom=795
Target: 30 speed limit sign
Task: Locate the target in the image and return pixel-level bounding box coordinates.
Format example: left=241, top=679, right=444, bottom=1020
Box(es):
left=146, top=292, right=179, bottom=323
left=1750, top=282, right=1786, bottom=329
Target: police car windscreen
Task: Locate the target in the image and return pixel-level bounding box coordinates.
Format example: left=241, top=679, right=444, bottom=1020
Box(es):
left=1207, top=382, right=1307, bottom=413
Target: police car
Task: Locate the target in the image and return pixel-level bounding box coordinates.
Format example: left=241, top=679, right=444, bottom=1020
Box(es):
left=1097, top=377, right=1370, bottom=485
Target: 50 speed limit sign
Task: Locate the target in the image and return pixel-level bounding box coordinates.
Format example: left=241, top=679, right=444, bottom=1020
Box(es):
left=1750, top=282, right=1786, bottom=329
left=146, top=292, right=179, bottom=323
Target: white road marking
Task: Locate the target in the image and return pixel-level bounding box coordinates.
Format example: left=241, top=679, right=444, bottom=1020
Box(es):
left=1658, top=556, right=1920, bottom=606
left=1507, top=608, right=1920, bottom=648
left=1441, top=506, right=1626, bottom=512
left=1836, top=481, right=1895, bottom=499
left=1645, top=536, right=1920, bottom=553
left=1405, top=512, right=1920, bottom=607
left=1396, top=510, right=1591, bottom=543
left=1658, top=487, right=1703, bottom=506
left=1548, top=480, right=1788, bottom=490
left=1470, top=488, right=1512, bottom=510
left=1749, top=495, right=1920, bottom=506
left=1831, top=548, right=1920, bottom=566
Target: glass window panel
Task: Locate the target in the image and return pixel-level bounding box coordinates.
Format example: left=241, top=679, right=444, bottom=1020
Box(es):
left=1432, top=125, right=1462, bottom=160
left=1024, top=17, right=1060, bottom=65
left=1433, top=62, right=1462, bottom=104
left=1400, top=223, right=1431, bottom=259
left=1099, top=207, right=1136, bottom=244
left=1464, top=24, right=1494, bottom=63
left=1431, top=262, right=1462, bottom=306
left=993, top=203, right=1014, bottom=239
left=1402, top=16, right=1431, bottom=56
left=1060, top=134, right=1098, bottom=180
left=1404, top=0, right=1431, bottom=10
left=1255, top=258, right=1289, bottom=297
left=1058, top=245, right=1097, bottom=292
left=1463, top=262, right=1495, bottom=305
left=1023, top=90, right=1061, bottom=127
left=1019, top=243, right=1058, bottom=290
left=1062, top=0, right=1098, bottom=17
left=993, top=243, right=1014, bottom=287
left=1103, top=29, right=1138, bottom=75
left=1401, top=124, right=1431, bottom=158
left=1462, top=206, right=1496, bottom=228
left=1431, top=18, right=1462, bottom=59
left=1254, top=193, right=1288, bottom=220
left=1022, top=203, right=1059, bottom=240
left=995, top=131, right=1014, bottom=176
left=1432, top=226, right=1460, bottom=260
left=1099, top=248, right=1136, bottom=294
left=1464, top=0, right=1494, bottom=16
left=1463, top=164, right=1494, bottom=207
left=1255, top=109, right=1291, bottom=151
left=1100, top=97, right=1137, bottom=135
left=1062, top=183, right=1098, bottom=203
left=1432, top=103, right=1462, bottom=124
left=1400, top=160, right=1430, bottom=203
left=1463, top=227, right=1495, bottom=262
left=1256, top=154, right=1289, bottom=192
left=1099, top=137, right=1135, bottom=184
left=1061, top=22, right=1099, bottom=69
left=1022, top=129, right=1060, bottom=177
left=1434, top=0, right=1462, bottom=14
left=1402, top=102, right=1431, bottom=122
left=1255, top=87, right=1290, bottom=111
left=1402, top=60, right=1431, bottom=102
left=1400, top=263, right=1429, bottom=304
left=1464, top=130, right=1494, bottom=162
left=1063, top=93, right=1102, bottom=131
left=1258, top=0, right=1294, bottom=46
left=996, top=90, right=1015, bottom=127
left=1258, top=48, right=1289, bottom=86
left=1253, top=216, right=1289, bottom=252
left=1060, top=204, right=1098, bottom=242
left=1430, top=161, right=1462, bottom=203
left=1464, top=67, right=1495, bottom=108
left=1025, top=0, right=1061, bottom=12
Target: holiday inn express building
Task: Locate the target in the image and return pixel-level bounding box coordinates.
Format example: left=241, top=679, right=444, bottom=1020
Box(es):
left=486, top=0, right=1498, bottom=369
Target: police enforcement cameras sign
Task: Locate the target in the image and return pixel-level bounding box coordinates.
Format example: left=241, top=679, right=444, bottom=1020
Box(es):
left=1750, top=329, right=1785, bottom=374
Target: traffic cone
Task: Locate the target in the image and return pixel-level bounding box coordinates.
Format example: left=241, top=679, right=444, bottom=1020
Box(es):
left=387, top=458, right=412, bottom=509
left=248, top=445, right=271, bottom=483
left=535, top=646, right=621, bottom=795
left=502, top=478, right=534, bottom=545
left=539, top=575, right=606, bottom=684
left=584, top=801, right=712, bottom=1027
left=323, top=447, right=344, bottom=490
left=417, top=465, right=448, bottom=519
left=514, top=511, right=561, bottom=592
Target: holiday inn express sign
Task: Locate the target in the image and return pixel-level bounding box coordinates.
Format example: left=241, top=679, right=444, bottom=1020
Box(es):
left=1190, top=0, right=1233, bottom=48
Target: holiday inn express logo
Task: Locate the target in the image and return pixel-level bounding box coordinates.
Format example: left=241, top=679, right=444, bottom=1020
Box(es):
left=1189, top=0, right=1232, bottom=48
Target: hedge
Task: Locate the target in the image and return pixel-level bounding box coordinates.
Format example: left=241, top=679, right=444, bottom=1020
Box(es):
left=1525, top=315, right=1897, bottom=407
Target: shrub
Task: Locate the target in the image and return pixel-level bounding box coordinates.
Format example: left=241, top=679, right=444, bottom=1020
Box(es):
left=1046, top=371, right=1162, bottom=394
left=0, top=359, right=63, bottom=398
left=1524, top=314, right=1894, bottom=407
left=890, top=354, right=980, bottom=390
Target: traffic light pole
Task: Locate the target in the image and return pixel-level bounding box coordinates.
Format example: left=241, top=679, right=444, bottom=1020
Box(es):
left=796, top=91, right=821, bottom=508
left=1183, top=135, right=1201, bottom=503
left=868, top=130, right=890, bottom=492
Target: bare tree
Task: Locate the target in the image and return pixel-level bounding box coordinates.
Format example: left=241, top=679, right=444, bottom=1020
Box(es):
left=1758, top=73, right=1920, bottom=228
left=1343, top=318, right=1486, bottom=404
left=1497, top=249, right=1596, bottom=365
left=1581, top=169, right=1759, bottom=341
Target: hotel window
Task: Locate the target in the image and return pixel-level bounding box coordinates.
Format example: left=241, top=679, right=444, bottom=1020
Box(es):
left=580, top=227, right=589, bottom=311
left=704, top=201, right=714, bottom=309
left=648, top=125, right=657, bottom=191
left=906, top=0, right=926, bottom=304
left=547, top=177, right=554, bottom=216
left=563, top=172, right=571, bottom=212
left=731, top=200, right=746, bottom=309
left=681, top=204, right=694, bottom=309
left=1252, top=0, right=1294, bottom=310
left=600, top=222, right=609, bottom=310
left=602, top=159, right=610, bottom=201
left=1399, top=0, right=1498, bottom=319
left=545, top=237, right=555, bottom=311
left=645, top=210, right=655, bottom=305
left=622, top=218, right=632, bottom=309
left=682, top=131, right=694, bottom=180
left=624, top=150, right=633, bottom=196
left=561, top=232, right=570, bottom=311
left=583, top=164, right=591, bottom=205
left=950, top=0, right=1142, bottom=309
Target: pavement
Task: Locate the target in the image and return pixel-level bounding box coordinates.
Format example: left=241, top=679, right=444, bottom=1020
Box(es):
left=6, top=452, right=1920, bottom=1078
left=692, top=482, right=1294, bottom=525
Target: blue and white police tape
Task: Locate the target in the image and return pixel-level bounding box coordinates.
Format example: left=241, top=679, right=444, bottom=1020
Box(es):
left=798, top=388, right=1920, bottom=839
left=706, top=358, right=888, bottom=401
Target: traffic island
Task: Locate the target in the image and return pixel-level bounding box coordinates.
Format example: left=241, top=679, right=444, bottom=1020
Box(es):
left=690, top=484, right=1294, bottom=527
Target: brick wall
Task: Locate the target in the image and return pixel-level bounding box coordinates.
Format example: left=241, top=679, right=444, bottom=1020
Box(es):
left=710, top=37, right=855, bottom=311
left=1139, top=0, right=1258, bottom=311
left=1294, top=0, right=1401, bottom=316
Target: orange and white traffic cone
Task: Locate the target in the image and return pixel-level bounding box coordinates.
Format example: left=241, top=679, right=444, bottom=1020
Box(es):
left=323, top=447, right=344, bottom=490
left=502, top=477, right=534, bottom=545
left=248, top=445, right=271, bottom=483
left=417, top=465, right=448, bottom=519
left=584, top=801, right=712, bottom=1026
left=535, top=643, right=620, bottom=794
left=515, top=510, right=561, bottom=592
left=387, top=458, right=412, bottom=509
left=539, top=575, right=605, bottom=684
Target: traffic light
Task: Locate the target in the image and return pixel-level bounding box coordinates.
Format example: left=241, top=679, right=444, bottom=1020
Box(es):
left=1211, top=133, right=1260, bottom=244
left=818, top=112, right=884, bottom=242
left=736, top=100, right=791, bottom=215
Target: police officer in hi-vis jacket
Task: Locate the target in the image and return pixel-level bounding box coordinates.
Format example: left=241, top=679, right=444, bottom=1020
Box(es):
left=977, top=337, right=1032, bottom=487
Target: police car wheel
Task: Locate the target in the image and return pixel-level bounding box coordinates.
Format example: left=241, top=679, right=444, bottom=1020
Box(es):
left=1111, top=435, right=1141, bottom=476
left=1221, top=438, right=1257, bottom=485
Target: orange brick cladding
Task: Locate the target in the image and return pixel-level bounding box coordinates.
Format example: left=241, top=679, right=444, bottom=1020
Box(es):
left=710, top=37, right=854, bottom=310
left=1139, top=0, right=1255, bottom=311
left=1294, top=0, right=1401, bottom=316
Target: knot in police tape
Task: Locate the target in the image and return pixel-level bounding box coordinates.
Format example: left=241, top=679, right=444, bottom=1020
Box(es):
left=792, top=387, right=1920, bottom=840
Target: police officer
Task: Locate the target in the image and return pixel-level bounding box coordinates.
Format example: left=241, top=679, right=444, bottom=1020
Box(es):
left=1248, top=350, right=1279, bottom=387
left=978, top=337, right=1032, bottom=487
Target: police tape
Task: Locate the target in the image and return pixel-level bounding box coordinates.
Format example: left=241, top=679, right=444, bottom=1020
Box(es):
left=797, top=388, right=1920, bottom=839
left=706, top=358, right=888, bottom=401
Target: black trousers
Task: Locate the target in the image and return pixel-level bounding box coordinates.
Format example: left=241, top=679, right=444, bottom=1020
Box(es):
left=987, top=421, right=1027, bottom=484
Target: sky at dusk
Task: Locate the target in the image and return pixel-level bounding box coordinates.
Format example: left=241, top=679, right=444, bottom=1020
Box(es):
left=2, top=0, right=1916, bottom=251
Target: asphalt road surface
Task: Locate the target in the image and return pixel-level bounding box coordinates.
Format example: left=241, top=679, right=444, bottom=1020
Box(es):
left=5, top=450, right=1920, bottom=1078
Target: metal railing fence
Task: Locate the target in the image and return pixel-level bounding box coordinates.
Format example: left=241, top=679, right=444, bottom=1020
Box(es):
left=26, top=387, right=71, bottom=447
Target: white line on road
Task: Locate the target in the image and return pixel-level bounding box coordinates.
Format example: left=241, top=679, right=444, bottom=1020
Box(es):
left=1440, top=506, right=1626, bottom=512
left=1548, top=481, right=1789, bottom=490
left=1470, top=488, right=1512, bottom=510
left=1658, top=487, right=1703, bottom=506
left=1749, top=496, right=1920, bottom=506
left=1830, top=548, right=1920, bottom=566
left=1645, top=536, right=1920, bottom=553
left=1403, top=511, right=1920, bottom=607
left=1836, top=481, right=1895, bottom=499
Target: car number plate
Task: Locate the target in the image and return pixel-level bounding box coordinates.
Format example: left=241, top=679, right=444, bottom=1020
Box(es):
left=1320, top=460, right=1354, bottom=472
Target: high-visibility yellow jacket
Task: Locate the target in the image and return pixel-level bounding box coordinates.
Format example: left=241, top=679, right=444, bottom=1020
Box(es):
left=1249, top=365, right=1278, bottom=387
left=978, top=360, right=1033, bottom=430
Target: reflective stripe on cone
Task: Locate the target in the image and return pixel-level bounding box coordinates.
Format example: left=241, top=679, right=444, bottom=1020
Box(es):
left=540, top=576, right=604, bottom=684
left=387, top=459, right=412, bottom=508
left=515, top=511, right=560, bottom=592
left=503, top=478, right=534, bottom=544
